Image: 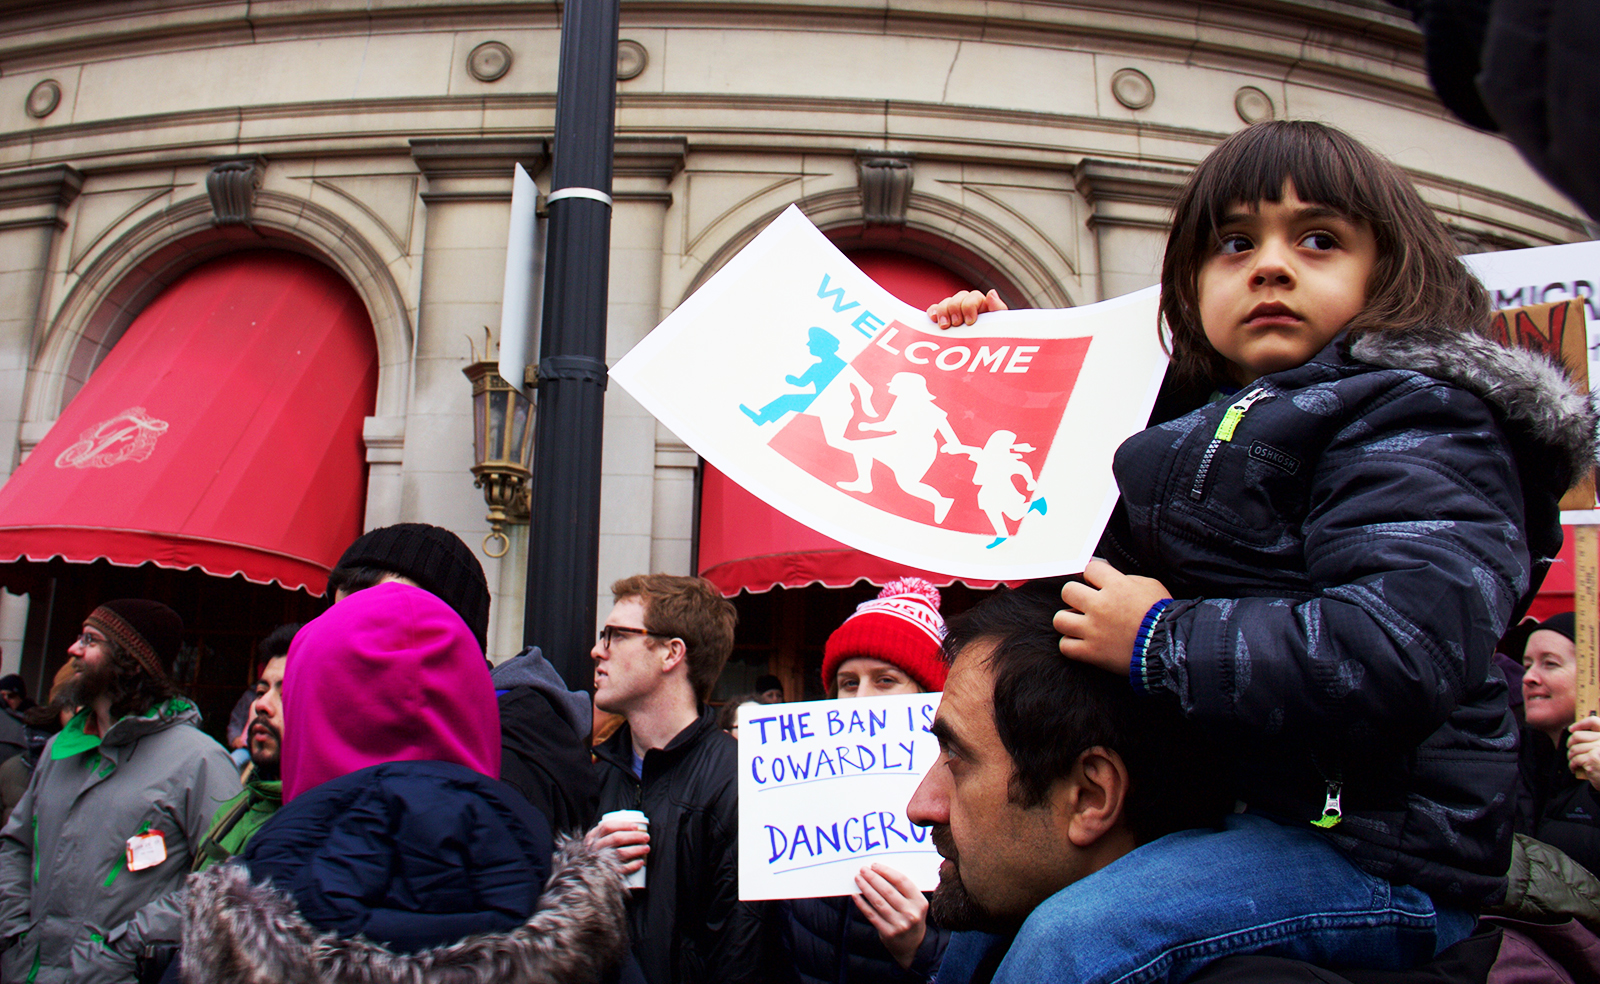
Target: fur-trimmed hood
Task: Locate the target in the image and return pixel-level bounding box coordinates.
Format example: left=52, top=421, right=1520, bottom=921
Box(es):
left=1351, top=329, right=1599, bottom=485
left=181, top=835, right=629, bottom=984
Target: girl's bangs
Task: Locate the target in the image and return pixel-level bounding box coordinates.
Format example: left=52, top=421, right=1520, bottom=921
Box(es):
left=1194, top=125, right=1375, bottom=229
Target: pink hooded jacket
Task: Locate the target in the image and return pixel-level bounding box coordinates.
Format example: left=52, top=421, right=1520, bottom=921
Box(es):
left=281, top=580, right=501, bottom=802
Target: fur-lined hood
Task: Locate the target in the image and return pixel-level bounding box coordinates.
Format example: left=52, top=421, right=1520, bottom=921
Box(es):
left=181, top=835, right=628, bottom=984
left=1351, top=329, right=1599, bottom=484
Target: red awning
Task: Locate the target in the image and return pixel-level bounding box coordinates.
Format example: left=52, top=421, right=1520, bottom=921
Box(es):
left=0, top=251, right=378, bottom=595
left=697, top=463, right=1009, bottom=596
left=1524, top=525, right=1578, bottom=621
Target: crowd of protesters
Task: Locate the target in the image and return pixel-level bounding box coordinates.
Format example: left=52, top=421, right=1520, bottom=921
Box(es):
left=1, top=97, right=1599, bottom=984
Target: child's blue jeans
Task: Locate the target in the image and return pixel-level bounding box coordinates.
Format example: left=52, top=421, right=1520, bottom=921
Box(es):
left=948, top=812, right=1476, bottom=984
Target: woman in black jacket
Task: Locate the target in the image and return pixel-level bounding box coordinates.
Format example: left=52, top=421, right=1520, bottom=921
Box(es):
left=1514, top=611, right=1600, bottom=875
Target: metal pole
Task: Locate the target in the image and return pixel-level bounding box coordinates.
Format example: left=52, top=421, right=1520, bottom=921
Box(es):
left=524, top=0, right=620, bottom=691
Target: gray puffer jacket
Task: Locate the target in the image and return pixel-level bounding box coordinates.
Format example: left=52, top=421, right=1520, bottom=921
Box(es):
left=0, top=699, right=238, bottom=984
left=1108, top=329, right=1597, bottom=907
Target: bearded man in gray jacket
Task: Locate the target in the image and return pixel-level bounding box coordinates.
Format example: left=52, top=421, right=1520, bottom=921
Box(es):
left=0, top=599, right=238, bottom=984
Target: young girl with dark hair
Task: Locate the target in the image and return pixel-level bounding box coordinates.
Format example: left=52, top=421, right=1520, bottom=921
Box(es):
left=929, top=120, right=1596, bottom=982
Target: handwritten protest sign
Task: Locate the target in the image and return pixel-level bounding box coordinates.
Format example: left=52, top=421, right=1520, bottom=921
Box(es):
left=609, top=205, right=1168, bottom=580
left=1462, top=240, right=1600, bottom=374
left=738, top=693, right=941, bottom=900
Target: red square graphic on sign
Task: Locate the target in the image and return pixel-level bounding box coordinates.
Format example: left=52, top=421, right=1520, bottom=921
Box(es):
left=767, top=321, right=1090, bottom=537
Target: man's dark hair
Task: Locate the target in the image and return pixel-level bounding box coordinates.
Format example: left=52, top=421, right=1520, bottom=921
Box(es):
left=717, top=693, right=761, bottom=732
left=101, top=640, right=189, bottom=722
left=943, top=581, right=1230, bottom=843
left=258, top=623, right=302, bottom=661
left=324, top=566, right=394, bottom=600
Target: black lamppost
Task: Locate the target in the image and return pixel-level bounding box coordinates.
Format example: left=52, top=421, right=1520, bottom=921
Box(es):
left=524, top=0, right=621, bottom=690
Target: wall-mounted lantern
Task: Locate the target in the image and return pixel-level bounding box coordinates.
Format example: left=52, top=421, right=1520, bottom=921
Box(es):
left=463, top=332, right=535, bottom=557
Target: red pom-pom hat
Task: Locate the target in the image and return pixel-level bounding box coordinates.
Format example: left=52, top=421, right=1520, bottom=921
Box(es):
left=821, top=577, right=948, bottom=693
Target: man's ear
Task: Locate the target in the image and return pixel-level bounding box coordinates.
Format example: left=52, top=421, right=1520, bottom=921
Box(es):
left=1055, top=745, right=1131, bottom=849
left=657, top=637, right=688, bottom=675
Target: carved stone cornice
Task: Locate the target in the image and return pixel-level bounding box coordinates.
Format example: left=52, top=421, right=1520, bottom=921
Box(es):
left=410, top=138, right=550, bottom=180
left=0, top=164, right=83, bottom=230
left=410, top=138, right=550, bottom=203
left=614, top=136, right=687, bottom=180
left=1074, top=158, right=1188, bottom=231
left=612, top=136, right=687, bottom=204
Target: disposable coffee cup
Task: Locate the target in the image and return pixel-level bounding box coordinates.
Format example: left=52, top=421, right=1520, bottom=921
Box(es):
left=602, top=809, right=649, bottom=889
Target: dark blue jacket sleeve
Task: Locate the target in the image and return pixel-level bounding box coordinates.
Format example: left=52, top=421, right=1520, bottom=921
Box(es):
left=1146, top=379, right=1528, bottom=750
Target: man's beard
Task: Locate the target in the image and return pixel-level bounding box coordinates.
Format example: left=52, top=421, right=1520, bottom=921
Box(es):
left=61, top=655, right=118, bottom=709
left=247, top=715, right=281, bottom=779
left=927, top=824, right=1022, bottom=935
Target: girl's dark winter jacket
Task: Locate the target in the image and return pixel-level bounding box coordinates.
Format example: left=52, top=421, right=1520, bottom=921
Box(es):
left=785, top=894, right=949, bottom=984
left=181, top=760, right=630, bottom=983
left=1105, top=330, right=1596, bottom=907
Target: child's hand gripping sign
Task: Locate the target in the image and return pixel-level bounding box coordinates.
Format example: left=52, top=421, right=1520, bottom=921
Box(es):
left=608, top=205, right=1170, bottom=581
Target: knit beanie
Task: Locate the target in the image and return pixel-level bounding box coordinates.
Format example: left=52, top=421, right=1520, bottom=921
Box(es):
left=822, top=577, right=948, bottom=693
left=84, top=599, right=183, bottom=679
left=1501, top=610, right=1576, bottom=662
left=332, top=523, right=490, bottom=651
left=1532, top=611, right=1575, bottom=644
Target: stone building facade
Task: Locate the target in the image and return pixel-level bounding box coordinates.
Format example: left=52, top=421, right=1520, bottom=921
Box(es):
left=0, top=0, right=1585, bottom=703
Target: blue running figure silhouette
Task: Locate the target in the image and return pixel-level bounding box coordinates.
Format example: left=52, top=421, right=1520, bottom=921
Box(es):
left=740, top=327, right=846, bottom=425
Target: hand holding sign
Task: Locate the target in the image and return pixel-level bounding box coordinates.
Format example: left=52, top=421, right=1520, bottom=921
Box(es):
left=926, top=289, right=1008, bottom=328
left=1570, top=717, right=1600, bottom=791
left=853, top=862, right=930, bottom=969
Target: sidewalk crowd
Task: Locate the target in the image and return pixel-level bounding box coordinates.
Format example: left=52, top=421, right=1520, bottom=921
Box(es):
left=4, top=6, right=1600, bottom=976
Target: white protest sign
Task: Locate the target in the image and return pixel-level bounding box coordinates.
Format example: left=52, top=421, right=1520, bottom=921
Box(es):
left=738, top=693, right=941, bottom=901
left=1462, top=240, right=1600, bottom=372
left=609, top=205, right=1168, bottom=580
left=1462, top=240, right=1600, bottom=522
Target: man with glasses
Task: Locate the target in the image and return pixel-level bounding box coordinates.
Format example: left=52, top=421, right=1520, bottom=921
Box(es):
left=0, top=599, right=237, bottom=984
left=589, top=574, right=778, bottom=984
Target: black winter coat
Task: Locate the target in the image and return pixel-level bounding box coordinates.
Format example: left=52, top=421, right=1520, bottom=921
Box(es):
left=785, top=895, right=948, bottom=984
left=594, top=706, right=783, bottom=984
left=243, top=760, right=553, bottom=953
left=500, top=684, right=600, bottom=833
left=494, top=646, right=601, bottom=835
left=1106, top=330, right=1595, bottom=906
left=1514, top=727, right=1600, bottom=877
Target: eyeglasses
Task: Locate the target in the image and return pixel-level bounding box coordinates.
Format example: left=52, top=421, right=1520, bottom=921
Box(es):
left=597, top=624, right=659, bottom=649
left=76, top=631, right=109, bottom=650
